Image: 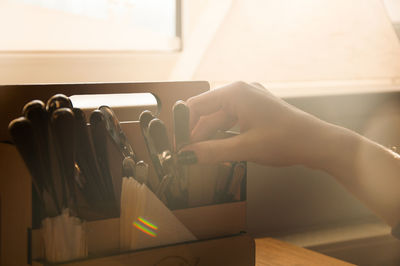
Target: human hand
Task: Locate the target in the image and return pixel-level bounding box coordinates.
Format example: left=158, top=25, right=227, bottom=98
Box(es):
left=178, top=81, right=333, bottom=168
left=176, top=81, right=400, bottom=228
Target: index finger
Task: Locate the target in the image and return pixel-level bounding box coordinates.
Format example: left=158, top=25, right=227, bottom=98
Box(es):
left=186, top=82, right=238, bottom=130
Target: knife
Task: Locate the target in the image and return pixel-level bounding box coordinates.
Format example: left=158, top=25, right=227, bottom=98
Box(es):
left=89, top=110, right=116, bottom=205
left=172, top=101, right=190, bottom=202
left=139, top=110, right=164, bottom=183
left=147, top=118, right=172, bottom=201
left=147, top=118, right=171, bottom=156
left=46, top=94, right=73, bottom=114
left=173, top=101, right=190, bottom=151
left=148, top=118, right=186, bottom=208
left=73, top=108, right=107, bottom=204
left=22, top=100, right=61, bottom=214
left=50, top=108, right=78, bottom=213
left=8, top=117, right=55, bottom=217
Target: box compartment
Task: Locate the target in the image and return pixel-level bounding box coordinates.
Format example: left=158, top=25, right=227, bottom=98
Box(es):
left=0, top=81, right=253, bottom=265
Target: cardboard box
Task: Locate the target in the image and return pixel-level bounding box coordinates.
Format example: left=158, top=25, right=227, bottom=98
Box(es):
left=0, top=81, right=254, bottom=265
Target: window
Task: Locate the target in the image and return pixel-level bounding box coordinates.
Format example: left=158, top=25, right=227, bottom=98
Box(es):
left=383, top=0, right=400, bottom=38
left=0, top=0, right=181, bottom=51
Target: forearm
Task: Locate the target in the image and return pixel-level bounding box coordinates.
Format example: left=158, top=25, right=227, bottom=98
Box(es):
left=314, top=123, right=400, bottom=227
left=185, top=82, right=400, bottom=227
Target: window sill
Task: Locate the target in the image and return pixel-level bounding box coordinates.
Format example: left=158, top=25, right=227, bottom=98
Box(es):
left=210, top=80, right=400, bottom=99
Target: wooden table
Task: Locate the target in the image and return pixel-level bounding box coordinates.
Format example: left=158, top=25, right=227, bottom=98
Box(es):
left=255, top=238, right=354, bottom=265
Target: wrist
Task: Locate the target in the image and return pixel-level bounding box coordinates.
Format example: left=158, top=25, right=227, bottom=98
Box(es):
left=304, top=121, right=360, bottom=176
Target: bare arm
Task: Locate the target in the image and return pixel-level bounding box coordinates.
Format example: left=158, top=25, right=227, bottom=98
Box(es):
left=321, top=125, right=400, bottom=227
left=178, top=81, right=400, bottom=227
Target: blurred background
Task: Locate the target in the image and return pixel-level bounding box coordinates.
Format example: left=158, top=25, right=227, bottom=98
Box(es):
left=1, top=1, right=400, bottom=264
left=0, top=0, right=399, bottom=97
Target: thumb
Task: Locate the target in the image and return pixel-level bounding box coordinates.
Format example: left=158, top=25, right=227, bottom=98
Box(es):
left=177, top=135, right=244, bottom=164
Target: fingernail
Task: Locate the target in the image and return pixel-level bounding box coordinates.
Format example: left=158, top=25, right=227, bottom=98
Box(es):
left=177, top=150, right=198, bottom=165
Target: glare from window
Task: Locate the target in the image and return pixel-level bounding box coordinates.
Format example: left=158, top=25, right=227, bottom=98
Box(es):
left=0, top=0, right=178, bottom=51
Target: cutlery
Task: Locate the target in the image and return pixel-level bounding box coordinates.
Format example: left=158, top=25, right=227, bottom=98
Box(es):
left=89, top=110, right=116, bottom=204
left=8, top=117, right=56, bottom=217
left=139, top=111, right=164, bottom=184
left=22, top=100, right=61, bottom=213
left=50, top=108, right=78, bottom=212
left=46, top=94, right=73, bottom=114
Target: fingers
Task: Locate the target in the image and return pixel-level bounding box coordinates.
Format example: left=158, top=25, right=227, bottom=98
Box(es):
left=249, top=82, right=266, bottom=91
left=182, top=81, right=267, bottom=164
left=191, top=110, right=237, bottom=142
left=187, top=82, right=244, bottom=131
left=178, top=135, right=245, bottom=164
left=186, top=88, right=223, bottom=131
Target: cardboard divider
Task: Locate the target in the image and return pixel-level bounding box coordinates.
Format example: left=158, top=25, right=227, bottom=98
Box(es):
left=174, top=201, right=246, bottom=239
